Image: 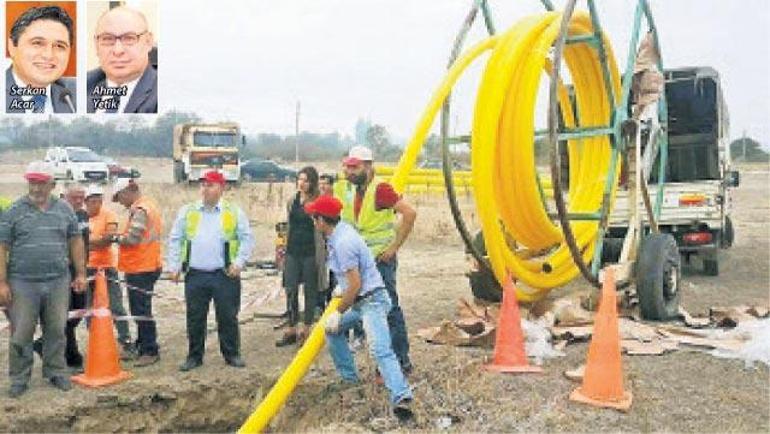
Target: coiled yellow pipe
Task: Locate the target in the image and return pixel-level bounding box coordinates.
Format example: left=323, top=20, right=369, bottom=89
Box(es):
left=391, top=11, right=620, bottom=300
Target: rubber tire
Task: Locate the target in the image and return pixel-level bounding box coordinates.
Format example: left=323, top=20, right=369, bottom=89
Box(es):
left=636, top=233, right=681, bottom=320
left=704, top=257, right=719, bottom=276
left=720, top=216, right=734, bottom=248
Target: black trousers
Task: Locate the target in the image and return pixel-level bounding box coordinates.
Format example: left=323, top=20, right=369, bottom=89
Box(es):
left=184, top=269, right=241, bottom=362
left=64, top=290, right=86, bottom=362
left=283, top=254, right=318, bottom=326
left=126, top=270, right=161, bottom=356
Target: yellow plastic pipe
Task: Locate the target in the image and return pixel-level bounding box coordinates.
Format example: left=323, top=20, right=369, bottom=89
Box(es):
left=238, top=298, right=341, bottom=433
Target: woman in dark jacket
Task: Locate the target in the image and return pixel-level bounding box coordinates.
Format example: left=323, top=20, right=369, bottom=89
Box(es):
left=276, top=166, right=325, bottom=346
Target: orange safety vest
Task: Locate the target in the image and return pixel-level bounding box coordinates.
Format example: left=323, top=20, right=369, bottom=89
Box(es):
left=88, top=207, right=118, bottom=269
left=118, top=196, right=162, bottom=273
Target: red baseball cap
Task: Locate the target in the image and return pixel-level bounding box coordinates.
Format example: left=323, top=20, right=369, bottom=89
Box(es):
left=23, top=161, right=54, bottom=183
left=200, top=170, right=226, bottom=185
left=304, top=195, right=343, bottom=218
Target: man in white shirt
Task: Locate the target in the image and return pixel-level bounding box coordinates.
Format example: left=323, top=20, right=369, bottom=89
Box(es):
left=5, top=5, right=76, bottom=114
left=87, top=6, right=157, bottom=114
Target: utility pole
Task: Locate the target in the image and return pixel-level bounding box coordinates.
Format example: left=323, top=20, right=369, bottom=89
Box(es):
left=295, top=101, right=300, bottom=163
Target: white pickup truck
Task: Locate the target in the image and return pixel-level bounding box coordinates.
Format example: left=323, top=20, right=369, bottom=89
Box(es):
left=43, top=146, right=110, bottom=183
left=607, top=67, right=739, bottom=276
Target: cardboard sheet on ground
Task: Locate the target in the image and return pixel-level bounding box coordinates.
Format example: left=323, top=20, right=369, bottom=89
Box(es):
left=419, top=298, right=770, bottom=364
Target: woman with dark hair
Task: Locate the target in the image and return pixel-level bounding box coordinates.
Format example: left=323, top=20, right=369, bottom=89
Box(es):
left=276, top=166, right=327, bottom=346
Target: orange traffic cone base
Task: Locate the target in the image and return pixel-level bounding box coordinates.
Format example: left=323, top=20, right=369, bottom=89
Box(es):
left=484, top=363, right=543, bottom=374
left=569, top=387, right=632, bottom=412
left=72, top=370, right=131, bottom=388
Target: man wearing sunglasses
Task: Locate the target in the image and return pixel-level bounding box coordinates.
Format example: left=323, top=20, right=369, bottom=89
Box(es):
left=87, top=6, right=157, bottom=114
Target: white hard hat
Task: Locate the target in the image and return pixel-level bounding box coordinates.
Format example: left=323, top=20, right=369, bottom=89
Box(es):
left=85, top=184, right=104, bottom=198
left=343, top=146, right=373, bottom=166
left=111, top=177, right=135, bottom=201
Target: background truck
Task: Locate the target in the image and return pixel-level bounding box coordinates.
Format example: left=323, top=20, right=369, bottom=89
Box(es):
left=607, top=66, right=739, bottom=276
left=172, top=122, right=243, bottom=183
left=43, top=146, right=110, bottom=183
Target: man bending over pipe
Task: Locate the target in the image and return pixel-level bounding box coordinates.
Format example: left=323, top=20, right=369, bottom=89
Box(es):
left=305, top=194, right=414, bottom=421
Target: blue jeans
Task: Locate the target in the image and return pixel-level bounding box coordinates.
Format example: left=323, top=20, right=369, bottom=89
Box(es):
left=377, top=258, right=411, bottom=370
left=326, top=289, right=412, bottom=405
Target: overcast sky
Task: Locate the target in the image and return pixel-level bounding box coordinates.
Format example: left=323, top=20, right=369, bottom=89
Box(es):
left=158, top=0, right=770, bottom=147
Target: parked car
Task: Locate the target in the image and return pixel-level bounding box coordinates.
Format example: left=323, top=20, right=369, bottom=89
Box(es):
left=240, top=159, right=297, bottom=182
left=44, top=146, right=109, bottom=183
left=101, top=156, right=140, bottom=179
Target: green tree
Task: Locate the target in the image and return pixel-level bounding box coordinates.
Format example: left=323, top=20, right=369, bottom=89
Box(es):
left=730, top=137, right=769, bottom=162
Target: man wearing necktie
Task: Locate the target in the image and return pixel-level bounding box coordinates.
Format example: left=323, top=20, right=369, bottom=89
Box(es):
left=6, top=6, right=77, bottom=114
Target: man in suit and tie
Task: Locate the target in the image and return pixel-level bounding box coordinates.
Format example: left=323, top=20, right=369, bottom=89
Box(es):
left=87, top=6, right=157, bottom=114
left=6, top=6, right=77, bottom=114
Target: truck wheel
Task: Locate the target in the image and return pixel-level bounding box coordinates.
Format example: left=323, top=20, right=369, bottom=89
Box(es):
left=720, top=216, right=734, bottom=248
left=636, top=233, right=681, bottom=320
left=703, top=254, right=719, bottom=276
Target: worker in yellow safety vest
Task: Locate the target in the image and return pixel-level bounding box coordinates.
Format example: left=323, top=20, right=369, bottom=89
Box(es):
left=166, top=170, right=254, bottom=371
left=333, top=145, right=417, bottom=375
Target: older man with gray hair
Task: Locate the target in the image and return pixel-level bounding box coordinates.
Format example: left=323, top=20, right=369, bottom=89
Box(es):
left=0, top=162, right=86, bottom=398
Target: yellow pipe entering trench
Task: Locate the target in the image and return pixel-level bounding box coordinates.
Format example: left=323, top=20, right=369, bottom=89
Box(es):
left=239, top=10, right=621, bottom=432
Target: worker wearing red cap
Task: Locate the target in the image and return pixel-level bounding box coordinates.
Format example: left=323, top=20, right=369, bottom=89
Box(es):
left=0, top=162, right=86, bottom=398
left=166, top=170, right=254, bottom=371
left=334, top=145, right=416, bottom=375
left=306, top=194, right=414, bottom=421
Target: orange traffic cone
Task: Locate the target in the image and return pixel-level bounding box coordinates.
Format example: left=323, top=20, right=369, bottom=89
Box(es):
left=484, top=274, right=542, bottom=374
left=569, top=267, right=632, bottom=411
left=72, top=270, right=132, bottom=387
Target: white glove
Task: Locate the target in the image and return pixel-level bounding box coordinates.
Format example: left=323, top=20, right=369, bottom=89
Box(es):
left=332, top=285, right=344, bottom=297
left=325, top=311, right=342, bottom=334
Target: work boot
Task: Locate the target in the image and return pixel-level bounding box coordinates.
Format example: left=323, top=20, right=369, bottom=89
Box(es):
left=120, top=343, right=138, bottom=361
left=49, top=376, right=72, bottom=392
left=225, top=356, right=246, bottom=368
left=8, top=384, right=28, bottom=399
left=275, top=331, right=297, bottom=347
left=393, top=397, right=414, bottom=422
left=179, top=358, right=203, bottom=372
left=134, top=354, right=160, bottom=367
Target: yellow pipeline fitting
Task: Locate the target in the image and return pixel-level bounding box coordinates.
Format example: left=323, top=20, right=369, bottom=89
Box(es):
left=391, top=11, right=620, bottom=300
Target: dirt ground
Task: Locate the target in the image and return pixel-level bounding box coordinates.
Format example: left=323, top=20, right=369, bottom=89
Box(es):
left=0, top=159, right=767, bottom=432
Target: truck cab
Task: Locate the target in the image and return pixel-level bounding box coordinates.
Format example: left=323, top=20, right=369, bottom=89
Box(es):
left=43, top=146, right=110, bottom=183
left=173, top=123, right=243, bottom=183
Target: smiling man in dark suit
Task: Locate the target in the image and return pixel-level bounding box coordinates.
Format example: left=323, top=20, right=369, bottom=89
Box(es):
left=87, top=6, right=157, bottom=114
left=6, top=6, right=77, bottom=114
